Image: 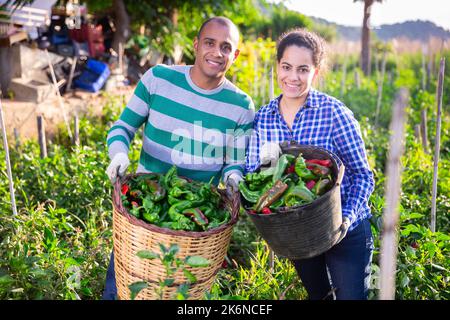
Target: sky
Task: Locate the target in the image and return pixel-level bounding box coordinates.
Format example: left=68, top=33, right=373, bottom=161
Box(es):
left=268, top=0, right=450, bottom=31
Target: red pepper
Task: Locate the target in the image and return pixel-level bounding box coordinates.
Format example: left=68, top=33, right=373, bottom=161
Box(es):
left=121, top=184, right=129, bottom=195
left=411, top=242, right=419, bottom=249
left=306, top=159, right=332, bottom=168
left=285, top=164, right=296, bottom=174
left=305, top=180, right=316, bottom=190
left=261, top=207, right=272, bottom=214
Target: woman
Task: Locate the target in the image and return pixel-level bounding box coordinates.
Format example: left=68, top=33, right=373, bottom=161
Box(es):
left=246, top=28, right=375, bottom=300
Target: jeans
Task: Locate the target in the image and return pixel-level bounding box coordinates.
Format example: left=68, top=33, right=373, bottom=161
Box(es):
left=102, top=250, right=117, bottom=300
left=292, top=218, right=374, bottom=300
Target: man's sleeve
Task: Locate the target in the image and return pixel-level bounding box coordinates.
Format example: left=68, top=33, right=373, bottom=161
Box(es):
left=222, top=99, right=255, bottom=182
left=106, top=68, right=155, bottom=160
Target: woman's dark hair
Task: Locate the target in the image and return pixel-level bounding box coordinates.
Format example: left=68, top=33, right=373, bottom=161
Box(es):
left=276, top=28, right=326, bottom=69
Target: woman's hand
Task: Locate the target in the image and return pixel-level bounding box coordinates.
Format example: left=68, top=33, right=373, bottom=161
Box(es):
left=260, top=142, right=281, bottom=166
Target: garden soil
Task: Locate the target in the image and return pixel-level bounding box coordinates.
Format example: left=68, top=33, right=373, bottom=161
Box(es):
left=1, top=85, right=134, bottom=143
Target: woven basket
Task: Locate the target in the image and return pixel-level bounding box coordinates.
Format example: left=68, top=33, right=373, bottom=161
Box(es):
left=112, top=173, right=240, bottom=300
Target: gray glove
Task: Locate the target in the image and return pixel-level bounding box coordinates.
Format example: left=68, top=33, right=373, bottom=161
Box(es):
left=225, top=173, right=243, bottom=198
left=106, top=152, right=130, bottom=183
left=260, top=142, right=281, bottom=167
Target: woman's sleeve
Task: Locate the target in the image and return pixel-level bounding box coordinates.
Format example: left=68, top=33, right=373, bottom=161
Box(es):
left=332, top=105, right=375, bottom=226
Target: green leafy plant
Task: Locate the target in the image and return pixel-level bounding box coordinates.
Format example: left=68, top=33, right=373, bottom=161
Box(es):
left=128, top=243, right=210, bottom=300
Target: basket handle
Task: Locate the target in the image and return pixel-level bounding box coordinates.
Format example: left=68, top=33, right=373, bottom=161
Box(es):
left=335, top=164, right=345, bottom=186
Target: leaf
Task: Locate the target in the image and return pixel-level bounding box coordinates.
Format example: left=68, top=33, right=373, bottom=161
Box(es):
left=185, top=256, right=210, bottom=267
left=128, top=281, right=148, bottom=300
left=400, top=274, right=410, bottom=287
left=168, top=244, right=180, bottom=256
left=183, top=269, right=197, bottom=283
left=175, top=283, right=190, bottom=300
left=163, top=278, right=175, bottom=286
left=136, top=250, right=159, bottom=260
left=0, top=275, right=14, bottom=286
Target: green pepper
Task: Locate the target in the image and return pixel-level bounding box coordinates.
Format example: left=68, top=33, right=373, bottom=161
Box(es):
left=294, top=155, right=316, bottom=180
left=312, top=178, right=332, bottom=196
left=238, top=181, right=261, bottom=203
left=272, top=154, right=296, bottom=183
left=269, top=197, right=284, bottom=209
left=162, top=165, right=177, bottom=189
left=182, top=208, right=209, bottom=228
left=284, top=183, right=316, bottom=207
left=141, top=196, right=162, bottom=223
left=170, top=176, right=188, bottom=188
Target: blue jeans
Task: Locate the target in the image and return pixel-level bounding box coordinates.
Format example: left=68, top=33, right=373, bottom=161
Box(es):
left=292, top=218, right=374, bottom=300
left=102, top=251, right=117, bottom=300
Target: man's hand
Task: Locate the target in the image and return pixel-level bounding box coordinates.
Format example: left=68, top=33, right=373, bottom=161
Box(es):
left=106, top=152, right=130, bottom=183
left=226, top=173, right=243, bottom=198
left=260, top=142, right=281, bottom=166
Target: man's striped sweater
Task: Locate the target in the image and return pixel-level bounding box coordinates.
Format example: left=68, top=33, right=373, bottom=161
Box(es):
left=107, top=64, right=255, bottom=185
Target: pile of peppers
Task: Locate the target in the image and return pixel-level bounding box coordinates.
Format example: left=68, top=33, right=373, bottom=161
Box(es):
left=120, top=166, right=230, bottom=231
left=239, top=154, right=334, bottom=214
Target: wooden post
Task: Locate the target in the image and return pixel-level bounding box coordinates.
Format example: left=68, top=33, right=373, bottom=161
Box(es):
left=73, top=114, right=79, bottom=147
left=414, top=124, right=421, bottom=142
left=427, top=53, right=433, bottom=91
left=421, top=47, right=427, bottom=91
left=0, top=94, right=18, bottom=215
left=375, top=51, right=387, bottom=127
left=340, top=57, right=347, bottom=98
left=13, top=127, right=20, bottom=149
left=379, top=88, right=409, bottom=300
left=430, top=58, right=445, bottom=233
left=420, top=109, right=429, bottom=153
left=354, top=69, right=361, bottom=89
left=44, top=48, right=72, bottom=140
left=66, top=56, right=78, bottom=94
left=37, top=115, right=47, bottom=158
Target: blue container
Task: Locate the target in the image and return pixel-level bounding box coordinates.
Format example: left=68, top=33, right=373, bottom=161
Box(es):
left=74, top=59, right=110, bottom=92
left=51, top=34, right=70, bottom=45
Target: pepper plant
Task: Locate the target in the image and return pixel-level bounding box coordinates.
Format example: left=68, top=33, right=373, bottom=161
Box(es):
left=128, top=243, right=210, bottom=300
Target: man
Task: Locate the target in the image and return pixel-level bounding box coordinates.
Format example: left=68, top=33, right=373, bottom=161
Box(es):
left=103, top=16, right=255, bottom=299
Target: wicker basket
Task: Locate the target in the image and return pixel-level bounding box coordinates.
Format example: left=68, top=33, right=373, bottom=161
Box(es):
left=112, top=173, right=240, bottom=300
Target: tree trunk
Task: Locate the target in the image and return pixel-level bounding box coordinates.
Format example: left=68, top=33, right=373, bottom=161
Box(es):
left=111, top=0, right=131, bottom=55
left=361, top=0, right=374, bottom=76
left=170, top=8, right=183, bottom=64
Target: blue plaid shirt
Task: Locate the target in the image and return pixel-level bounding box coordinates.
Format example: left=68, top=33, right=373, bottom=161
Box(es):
left=246, top=89, right=375, bottom=231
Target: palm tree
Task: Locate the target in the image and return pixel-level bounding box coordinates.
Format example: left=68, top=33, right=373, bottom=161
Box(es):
left=355, top=0, right=383, bottom=76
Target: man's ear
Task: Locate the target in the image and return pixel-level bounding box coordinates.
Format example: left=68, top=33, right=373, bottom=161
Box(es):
left=233, top=49, right=240, bottom=62
left=193, top=37, right=199, bottom=52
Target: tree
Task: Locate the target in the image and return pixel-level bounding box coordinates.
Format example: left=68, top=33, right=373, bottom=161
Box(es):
left=355, top=0, right=383, bottom=76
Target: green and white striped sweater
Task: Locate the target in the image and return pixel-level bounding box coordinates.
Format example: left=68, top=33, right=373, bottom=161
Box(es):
left=107, top=64, right=255, bottom=185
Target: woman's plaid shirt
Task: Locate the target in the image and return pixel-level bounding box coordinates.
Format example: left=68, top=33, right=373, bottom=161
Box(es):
left=245, top=89, right=375, bottom=231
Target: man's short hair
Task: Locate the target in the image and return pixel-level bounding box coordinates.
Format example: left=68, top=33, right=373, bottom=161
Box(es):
left=197, top=16, right=240, bottom=44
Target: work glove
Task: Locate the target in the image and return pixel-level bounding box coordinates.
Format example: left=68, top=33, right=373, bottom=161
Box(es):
left=225, top=172, right=243, bottom=199
left=106, top=152, right=130, bottom=183
left=260, top=142, right=281, bottom=167
left=336, top=216, right=351, bottom=244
